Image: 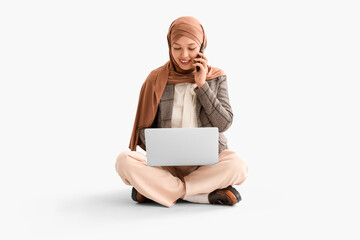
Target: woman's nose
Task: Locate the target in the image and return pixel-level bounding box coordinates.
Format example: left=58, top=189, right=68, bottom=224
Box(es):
left=180, top=49, right=189, bottom=57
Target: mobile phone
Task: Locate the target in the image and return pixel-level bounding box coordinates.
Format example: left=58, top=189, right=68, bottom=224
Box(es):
left=196, top=43, right=205, bottom=72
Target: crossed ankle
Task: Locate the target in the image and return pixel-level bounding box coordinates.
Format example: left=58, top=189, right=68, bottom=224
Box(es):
left=183, top=193, right=210, bottom=204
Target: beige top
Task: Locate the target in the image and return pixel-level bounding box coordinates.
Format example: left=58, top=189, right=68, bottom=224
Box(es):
left=138, top=75, right=232, bottom=154
left=171, top=83, right=198, bottom=128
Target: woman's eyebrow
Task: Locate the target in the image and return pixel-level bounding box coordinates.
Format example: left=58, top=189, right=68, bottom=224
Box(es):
left=173, top=43, right=196, bottom=46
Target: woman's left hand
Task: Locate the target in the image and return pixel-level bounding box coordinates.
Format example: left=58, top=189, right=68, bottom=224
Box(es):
left=193, top=52, right=208, bottom=88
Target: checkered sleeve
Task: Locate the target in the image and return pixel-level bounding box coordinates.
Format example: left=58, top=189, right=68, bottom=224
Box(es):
left=194, top=76, right=233, bottom=132
left=138, top=110, right=158, bottom=148
left=139, top=128, right=146, bottom=146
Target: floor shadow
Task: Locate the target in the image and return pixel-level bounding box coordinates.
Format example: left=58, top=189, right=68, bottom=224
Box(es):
left=57, top=188, right=229, bottom=223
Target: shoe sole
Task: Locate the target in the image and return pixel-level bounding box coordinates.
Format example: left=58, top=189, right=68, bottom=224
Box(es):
left=227, top=185, right=242, bottom=203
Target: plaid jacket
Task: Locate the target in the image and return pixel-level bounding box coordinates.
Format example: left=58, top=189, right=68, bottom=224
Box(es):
left=139, top=75, right=233, bottom=154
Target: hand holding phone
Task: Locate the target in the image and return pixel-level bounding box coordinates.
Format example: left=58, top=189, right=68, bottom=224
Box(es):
left=196, top=43, right=205, bottom=72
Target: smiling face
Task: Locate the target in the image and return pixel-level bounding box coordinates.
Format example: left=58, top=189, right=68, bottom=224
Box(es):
left=171, top=36, right=200, bottom=71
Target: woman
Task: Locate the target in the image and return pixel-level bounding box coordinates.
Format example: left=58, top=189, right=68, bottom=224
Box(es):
left=115, top=16, right=248, bottom=208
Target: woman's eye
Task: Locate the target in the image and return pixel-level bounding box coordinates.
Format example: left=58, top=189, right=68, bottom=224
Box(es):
left=173, top=48, right=196, bottom=51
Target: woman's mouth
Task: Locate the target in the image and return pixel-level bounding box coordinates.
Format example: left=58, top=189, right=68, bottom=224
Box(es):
left=180, top=59, right=191, bottom=65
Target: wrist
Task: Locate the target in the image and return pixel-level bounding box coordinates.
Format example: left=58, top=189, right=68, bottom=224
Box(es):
left=197, top=81, right=205, bottom=88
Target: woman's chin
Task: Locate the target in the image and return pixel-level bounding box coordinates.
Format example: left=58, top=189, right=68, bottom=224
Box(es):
left=179, top=64, right=194, bottom=71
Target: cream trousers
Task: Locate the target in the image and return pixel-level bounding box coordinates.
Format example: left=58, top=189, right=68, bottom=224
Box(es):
left=115, top=149, right=248, bottom=208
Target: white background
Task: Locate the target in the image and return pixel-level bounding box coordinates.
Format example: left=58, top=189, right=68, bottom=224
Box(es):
left=1, top=0, right=359, bottom=239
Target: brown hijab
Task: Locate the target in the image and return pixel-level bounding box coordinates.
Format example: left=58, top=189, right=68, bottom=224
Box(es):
left=128, top=16, right=226, bottom=151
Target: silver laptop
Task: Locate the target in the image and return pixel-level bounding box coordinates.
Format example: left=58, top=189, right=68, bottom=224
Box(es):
left=144, top=127, right=219, bottom=166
